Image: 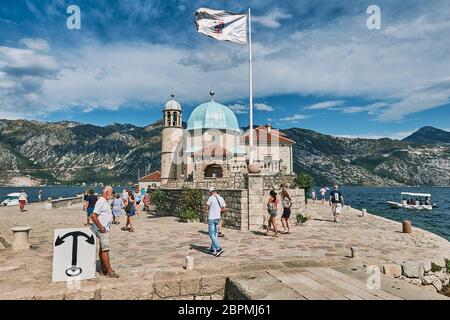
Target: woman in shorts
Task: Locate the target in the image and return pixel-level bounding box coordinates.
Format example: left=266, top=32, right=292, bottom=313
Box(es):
left=280, top=190, right=292, bottom=234
left=265, top=190, right=279, bottom=237
left=122, top=191, right=138, bottom=232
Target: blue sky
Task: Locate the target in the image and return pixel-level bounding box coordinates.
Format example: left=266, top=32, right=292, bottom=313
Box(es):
left=0, top=0, right=450, bottom=139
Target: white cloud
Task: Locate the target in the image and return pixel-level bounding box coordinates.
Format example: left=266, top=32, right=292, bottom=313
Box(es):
left=306, top=100, right=344, bottom=110
left=253, top=8, right=292, bottom=29
left=377, top=79, right=450, bottom=121
left=254, top=103, right=274, bottom=112
left=279, top=114, right=311, bottom=122
left=2, top=2, right=450, bottom=123
left=19, top=38, right=50, bottom=53
left=384, top=15, right=450, bottom=40
left=229, top=104, right=248, bottom=114
left=335, top=130, right=416, bottom=140
left=0, top=39, right=59, bottom=119
left=340, top=102, right=388, bottom=115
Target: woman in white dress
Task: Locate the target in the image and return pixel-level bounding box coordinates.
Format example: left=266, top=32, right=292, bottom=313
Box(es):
left=112, top=193, right=123, bottom=225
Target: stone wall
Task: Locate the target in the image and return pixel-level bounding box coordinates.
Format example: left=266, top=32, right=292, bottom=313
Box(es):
left=163, top=173, right=248, bottom=191
left=160, top=174, right=305, bottom=232
left=159, top=188, right=248, bottom=230
left=163, top=171, right=296, bottom=191
left=44, top=196, right=84, bottom=210
left=381, top=260, right=449, bottom=293
left=262, top=173, right=296, bottom=189
left=247, top=174, right=305, bottom=231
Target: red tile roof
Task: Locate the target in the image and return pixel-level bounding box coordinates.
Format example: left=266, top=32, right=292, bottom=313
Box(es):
left=138, top=171, right=161, bottom=182
left=241, top=125, right=295, bottom=144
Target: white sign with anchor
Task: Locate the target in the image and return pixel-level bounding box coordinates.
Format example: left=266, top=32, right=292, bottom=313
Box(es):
left=52, top=228, right=96, bottom=282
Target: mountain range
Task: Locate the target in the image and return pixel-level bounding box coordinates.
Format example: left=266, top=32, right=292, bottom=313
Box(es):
left=0, top=119, right=449, bottom=186
left=403, top=126, right=450, bottom=144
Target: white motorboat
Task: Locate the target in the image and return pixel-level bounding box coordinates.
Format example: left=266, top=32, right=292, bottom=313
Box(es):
left=1, top=193, right=21, bottom=206
left=387, top=192, right=434, bottom=211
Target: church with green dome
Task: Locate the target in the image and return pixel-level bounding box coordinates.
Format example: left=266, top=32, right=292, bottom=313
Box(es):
left=160, top=92, right=295, bottom=187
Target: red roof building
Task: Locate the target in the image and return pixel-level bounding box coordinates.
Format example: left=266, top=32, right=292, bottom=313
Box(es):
left=138, top=171, right=161, bottom=183
left=240, top=125, right=295, bottom=145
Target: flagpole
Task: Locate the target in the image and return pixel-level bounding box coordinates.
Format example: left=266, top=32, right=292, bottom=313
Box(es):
left=248, top=8, right=254, bottom=164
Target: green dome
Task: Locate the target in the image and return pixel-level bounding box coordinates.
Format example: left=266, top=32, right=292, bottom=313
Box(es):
left=187, top=100, right=240, bottom=132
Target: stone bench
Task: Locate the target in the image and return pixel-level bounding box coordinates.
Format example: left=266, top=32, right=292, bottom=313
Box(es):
left=11, top=226, right=32, bottom=252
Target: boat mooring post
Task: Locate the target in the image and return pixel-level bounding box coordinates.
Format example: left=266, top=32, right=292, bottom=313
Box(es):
left=402, top=220, right=412, bottom=234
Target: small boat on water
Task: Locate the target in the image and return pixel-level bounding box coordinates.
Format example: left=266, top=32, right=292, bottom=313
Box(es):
left=387, top=192, right=435, bottom=211
left=1, top=193, right=21, bottom=206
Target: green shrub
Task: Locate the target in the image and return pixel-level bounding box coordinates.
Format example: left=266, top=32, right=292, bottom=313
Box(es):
left=295, top=173, right=314, bottom=204
left=150, top=189, right=168, bottom=212
left=431, top=262, right=443, bottom=272
left=180, top=189, right=203, bottom=219
left=445, top=259, right=450, bottom=273
left=179, top=208, right=197, bottom=223
left=296, top=213, right=308, bottom=224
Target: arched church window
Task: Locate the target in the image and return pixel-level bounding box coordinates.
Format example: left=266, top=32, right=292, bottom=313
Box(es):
left=204, top=164, right=223, bottom=178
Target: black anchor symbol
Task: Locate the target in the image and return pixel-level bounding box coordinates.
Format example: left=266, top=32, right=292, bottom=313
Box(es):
left=55, top=231, right=95, bottom=277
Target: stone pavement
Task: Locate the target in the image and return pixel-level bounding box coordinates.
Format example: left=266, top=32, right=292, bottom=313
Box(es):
left=226, top=265, right=448, bottom=300
left=0, top=201, right=449, bottom=299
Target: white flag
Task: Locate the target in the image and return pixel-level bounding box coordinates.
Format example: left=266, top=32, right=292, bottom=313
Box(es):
left=195, top=8, right=247, bottom=44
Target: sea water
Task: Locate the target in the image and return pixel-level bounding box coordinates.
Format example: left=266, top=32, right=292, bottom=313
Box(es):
left=0, top=186, right=128, bottom=203
left=339, top=186, right=450, bottom=241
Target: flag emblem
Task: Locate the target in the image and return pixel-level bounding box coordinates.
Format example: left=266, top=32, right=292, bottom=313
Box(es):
left=214, top=20, right=225, bottom=34
left=195, top=8, right=248, bottom=44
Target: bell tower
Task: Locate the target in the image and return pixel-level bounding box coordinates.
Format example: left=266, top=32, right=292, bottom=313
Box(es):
left=161, top=93, right=184, bottom=185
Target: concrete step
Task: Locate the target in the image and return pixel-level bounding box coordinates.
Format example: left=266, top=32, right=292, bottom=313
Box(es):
left=225, top=271, right=307, bottom=300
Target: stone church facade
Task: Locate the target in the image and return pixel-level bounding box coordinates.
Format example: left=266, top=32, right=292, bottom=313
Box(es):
left=159, top=92, right=305, bottom=231
left=161, top=92, right=296, bottom=188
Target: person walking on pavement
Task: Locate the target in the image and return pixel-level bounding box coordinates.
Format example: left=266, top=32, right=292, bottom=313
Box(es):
left=205, top=187, right=225, bottom=257
left=84, top=189, right=97, bottom=226
left=311, top=189, right=316, bottom=203
left=319, top=186, right=328, bottom=203
left=111, top=193, right=123, bottom=225
left=18, top=190, right=28, bottom=212
left=329, top=185, right=344, bottom=223
left=280, top=189, right=292, bottom=234
left=122, top=191, right=138, bottom=232
left=265, top=190, right=279, bottom=237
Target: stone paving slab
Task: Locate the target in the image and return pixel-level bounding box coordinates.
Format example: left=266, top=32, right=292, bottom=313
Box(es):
left=227, top=266, right=449, bottom=300
left=0, top=201, right=449, bottom=299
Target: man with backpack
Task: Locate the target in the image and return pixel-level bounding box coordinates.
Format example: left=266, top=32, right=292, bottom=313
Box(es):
left=329, top=185, right=344, bottom=223
left=205, top=187, right=225, bottom=257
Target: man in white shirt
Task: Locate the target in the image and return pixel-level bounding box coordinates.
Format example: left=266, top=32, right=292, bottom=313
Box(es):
left=121, top=189, right=128, bottom=201
left=319, top=186, right=329, bottom=203
left=329, top=185, right=344, bottom=223
left=205, top=187, right=225, bottom=257
left=91, top=186, right=119, bottom=278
